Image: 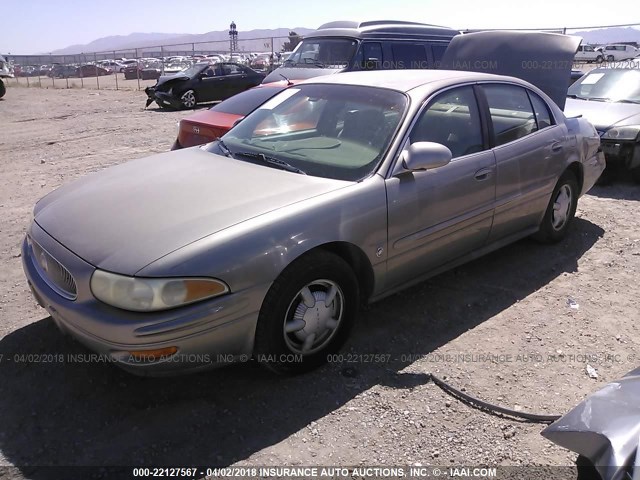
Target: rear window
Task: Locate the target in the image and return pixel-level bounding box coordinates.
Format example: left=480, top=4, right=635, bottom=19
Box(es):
left=212, top=87, right=286, bottom=116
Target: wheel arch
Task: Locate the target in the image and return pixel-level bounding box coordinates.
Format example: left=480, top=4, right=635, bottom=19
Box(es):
left=297, top=241, right=375, bottom=303
left=565, top=161, right=584, bottom=194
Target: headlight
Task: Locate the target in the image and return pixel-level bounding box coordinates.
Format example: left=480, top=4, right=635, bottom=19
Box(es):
left=602, top=125, right=640, bottom=141
left=90, top=270, right=229, bottom=312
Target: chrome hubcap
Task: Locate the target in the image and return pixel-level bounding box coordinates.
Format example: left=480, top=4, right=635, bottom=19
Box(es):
left=283, top=280, right=344, bottom=355
left=181, top=91, right=196, bottom=108
left=552, top=184, right=572, bottom=230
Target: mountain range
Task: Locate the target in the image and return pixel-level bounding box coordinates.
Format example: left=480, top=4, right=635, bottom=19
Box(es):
left=570, top=26, right=640, bottom=45
left=49, top=28, right=315, bottom=55
left=46, top=25, right=640, bottom=55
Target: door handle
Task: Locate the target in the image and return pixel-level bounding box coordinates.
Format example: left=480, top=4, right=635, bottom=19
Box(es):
left=551, top=142, right=563, bottom=152
left=474, top=168, right=493, bottom=181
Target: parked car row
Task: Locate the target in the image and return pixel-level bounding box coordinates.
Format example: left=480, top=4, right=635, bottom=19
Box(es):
left=574, top=43, right=639, bottom=63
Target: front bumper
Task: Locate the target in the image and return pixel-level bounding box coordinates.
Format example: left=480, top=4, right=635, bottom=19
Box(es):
left=144, top=87, right=182, bottom=109
left=600, top=140, right=640, bottom=171
left=22, top=223, right=265, bottom=376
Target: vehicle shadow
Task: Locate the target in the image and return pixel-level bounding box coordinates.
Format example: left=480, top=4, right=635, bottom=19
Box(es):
left=144, top=103, right=218, bottom=113
left=0, top=218, right=603, bottom=475
left=587, top=177, right=640, bottom=201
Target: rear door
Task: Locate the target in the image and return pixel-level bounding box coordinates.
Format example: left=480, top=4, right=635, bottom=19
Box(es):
left=478, top=83, right=567, bottom=242
left=385, top=85, right=496, bottom=289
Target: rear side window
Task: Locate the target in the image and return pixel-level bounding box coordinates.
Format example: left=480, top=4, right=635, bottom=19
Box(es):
left=391, top=43, right=428, bottom=69
left=482, top=84, right=537, bottom=146
left=527, top=91, right=554, bottom=129
left=212, top=87, right=286, bottom=115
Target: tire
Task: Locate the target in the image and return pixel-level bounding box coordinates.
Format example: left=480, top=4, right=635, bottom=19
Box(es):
left=533, top=171, right=579, bottom=244
left=631, top=167, right=640, bottom=184
left=0, top=80, right=5, bottom=99
left=254, top=250, right=359, bottom=374
left=595, top=55, right=603, bottom=64
left=607, top=55, right=615, bottom=62
left=180, top=89, right=197, bottom=109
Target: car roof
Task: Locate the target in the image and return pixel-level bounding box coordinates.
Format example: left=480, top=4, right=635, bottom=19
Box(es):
left=298, top=69, right=517, bottom=93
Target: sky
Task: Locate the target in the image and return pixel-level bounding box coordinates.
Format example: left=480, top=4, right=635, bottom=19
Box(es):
left=2, top=0, right=640, bottom=54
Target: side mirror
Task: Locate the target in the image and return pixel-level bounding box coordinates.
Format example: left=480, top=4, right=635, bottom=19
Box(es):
left=402, top=142, right=452, bottom=171
left=231, top=117, right=244, bottom=128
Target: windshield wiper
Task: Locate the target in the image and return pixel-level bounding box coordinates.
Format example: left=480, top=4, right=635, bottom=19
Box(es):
left=567, top=94, right=589, bottom=100
left=617, top=99, right=640, bottom=104
left=215, top=138, right=233, bottom=157
left=234, top=152, right=306, bottom=174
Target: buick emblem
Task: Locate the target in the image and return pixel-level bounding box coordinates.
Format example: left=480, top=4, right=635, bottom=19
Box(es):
left=192, top=126, right=200, bottom=134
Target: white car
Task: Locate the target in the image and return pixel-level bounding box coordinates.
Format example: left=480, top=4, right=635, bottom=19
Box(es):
left=99, top=61, right=127, bottom=73
left=602, top=44, right=638, bottom=62
left=574, top=44, right=603, bottom=63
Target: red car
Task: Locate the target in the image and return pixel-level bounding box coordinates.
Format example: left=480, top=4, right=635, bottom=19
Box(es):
left=172, top=80, right=294, bottom=149
left=77, top=64, right=110, bottom=77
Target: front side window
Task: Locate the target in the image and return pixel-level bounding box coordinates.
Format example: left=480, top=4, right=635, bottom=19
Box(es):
left=482, top=84, right=537, bottom=146
left=409, top=86, right=484, bottom=158
left=354, top=42, right=383, bottom=70
left=283, top=38, right=358, bottom=69
left=215, top=84, right=407, bottom=181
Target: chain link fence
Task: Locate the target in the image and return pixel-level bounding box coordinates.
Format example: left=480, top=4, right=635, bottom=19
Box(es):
left=2, top=35, right=293, bottom=91
left=3, top=24, right=639, bottom=91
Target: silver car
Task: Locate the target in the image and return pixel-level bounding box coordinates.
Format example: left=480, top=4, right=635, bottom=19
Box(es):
left=23, top=69, right=604, bottom=376
left=565, top=65, right=640, bottom=182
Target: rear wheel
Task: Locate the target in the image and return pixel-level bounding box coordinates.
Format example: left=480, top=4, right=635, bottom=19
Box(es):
left=180, top=89, right=197, bottom=109
left=595, top=55, right=603, bottom=63
left=254, top=251, right=359, bottom=374
left=533, top=171, right=579, bottom=243
left=607, top=55, right=615, bottom=62
left=631, top=167, right=640, bottom=184
left=0, top=80, right=5, bottom=99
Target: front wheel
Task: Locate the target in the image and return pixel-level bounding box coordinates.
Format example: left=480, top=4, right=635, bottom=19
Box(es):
left=180, top=89, right=197, bottom=109
left=254, top=251, right=359, bottom=374
left=631, top=167, right=640, bottom=184
left=595, top=55, right=603, bottom=64
left=533, top=171, right=579, bottom=243
left=607, top=55, right=615, bottom=62
left=0, top=80, right=5, bottom=99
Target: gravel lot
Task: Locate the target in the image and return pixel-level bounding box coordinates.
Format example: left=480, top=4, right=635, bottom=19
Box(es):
left=0, top=86, right=639, bottom=479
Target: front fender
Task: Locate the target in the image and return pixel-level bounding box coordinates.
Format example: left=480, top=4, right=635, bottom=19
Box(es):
left=137, top=175, right=389, bottom=295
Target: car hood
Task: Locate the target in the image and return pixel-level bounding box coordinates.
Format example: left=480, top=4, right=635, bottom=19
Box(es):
left=542, top=367, right=640, bottom=480
left=263, top=66, right=340, bottom=84
left=439, top=31, right=580, bottom=110
left=564, top=98, right=640, bottom=131
left=34, top=148, right=348, bottom=275
left=156, top=74, right=189, bottom=86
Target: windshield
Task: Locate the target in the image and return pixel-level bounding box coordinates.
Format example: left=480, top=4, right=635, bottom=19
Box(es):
left=208, top=84, right=407, bottom=181
left=568, top=69, right=640, bottom=103
left=284, top=38, right=358, bottom=69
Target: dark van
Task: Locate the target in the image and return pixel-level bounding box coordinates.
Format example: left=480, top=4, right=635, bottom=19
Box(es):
left=263, top=20, right=460, bottom=83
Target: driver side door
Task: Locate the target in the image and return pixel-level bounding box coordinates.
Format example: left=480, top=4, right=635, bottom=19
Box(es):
left=384, top=85, right=497, bottom=290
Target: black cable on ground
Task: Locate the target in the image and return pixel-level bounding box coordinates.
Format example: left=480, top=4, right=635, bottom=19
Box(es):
left=428, top=373, right=561, bottom=424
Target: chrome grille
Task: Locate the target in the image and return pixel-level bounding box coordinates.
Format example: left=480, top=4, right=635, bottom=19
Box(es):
left=31, top=240, right=77, bottom=300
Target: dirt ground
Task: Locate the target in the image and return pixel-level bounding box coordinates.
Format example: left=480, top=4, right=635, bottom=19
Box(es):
left=0, top=86, right=639, bottom=479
